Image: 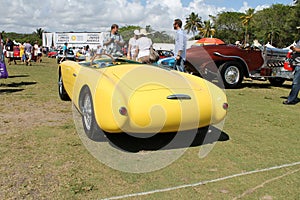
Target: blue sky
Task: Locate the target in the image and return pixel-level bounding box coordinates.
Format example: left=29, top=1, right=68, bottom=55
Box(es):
left=0, top=0, right=295, bottom=33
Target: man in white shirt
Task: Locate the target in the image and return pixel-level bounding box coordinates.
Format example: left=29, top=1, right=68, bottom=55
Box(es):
left=173, top=19, right=187, bottom=72
left=103, top=24, right=125, bottom=57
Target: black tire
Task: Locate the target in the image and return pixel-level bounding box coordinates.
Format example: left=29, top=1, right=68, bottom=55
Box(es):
left=268, top=77, right=285, bottom=87
left=79, top=86, right=103, bottom=141
left=58, top=73, right=70, bottom=101
left=219, top=61, right=244, bottom=89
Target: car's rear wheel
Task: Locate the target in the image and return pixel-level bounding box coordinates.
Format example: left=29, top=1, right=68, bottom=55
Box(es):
left=79, top=86, right=103, bottom=141
left=219, top=61, right=244, bottom=89
left=58, top=73, right=70, bottom=101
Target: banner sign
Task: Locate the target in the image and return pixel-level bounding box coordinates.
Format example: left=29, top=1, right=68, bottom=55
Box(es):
left=55, top=33, right=101, bottom=44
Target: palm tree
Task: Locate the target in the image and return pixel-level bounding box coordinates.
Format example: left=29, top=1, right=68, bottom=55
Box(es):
left=184, top=12, right=202, bottom=37
left=35, top=28, right=44, bottom=39
left=265, top=28, right=280, bottom=45
left=240, top=8, right=255, bottom=45
left=198, top=20, right=215, bottom=38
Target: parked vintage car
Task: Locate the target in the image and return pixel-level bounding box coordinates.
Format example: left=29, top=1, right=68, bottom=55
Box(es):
left=185, top=44, right=293, bottom=88
left=75, top=50, right=86, bottom=62
left=157, top=57, right=175, bottom=68
left=58, top=55, right=228, bottom=140
left=56, top=49, right=75, bottom=63
left=47, top=49, right=58, bottom=58
left=13, top=46, right=20, bottom=60
left=157, top=50, right=174, bottom=59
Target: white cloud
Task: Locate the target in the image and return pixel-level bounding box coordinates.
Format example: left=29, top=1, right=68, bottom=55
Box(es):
left=0, top=0, right=278, bottom=34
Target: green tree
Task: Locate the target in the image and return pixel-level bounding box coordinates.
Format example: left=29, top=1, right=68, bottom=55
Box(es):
left=119, top=25, right=174, bottom=44
left=287, top=2, right=300, bottom=42
left=253, top=4, right=292, bottom=47
left=240, top=8, right=255, bottom=45
left=213, top=11, right=244, bottom=44
left=184, top=12, right=202, bottom=37
left=265, top=26, right=280, bottom=45
left=119, top=25, right=141, bottom=43
left=35, top=28, right=44, bottom=39
left=198, top=20, right=215, bottom=38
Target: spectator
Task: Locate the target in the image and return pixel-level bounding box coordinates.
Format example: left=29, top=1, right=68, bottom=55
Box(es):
left=60, top=42, right=68, bottom=63
left=103, top=24, right=124, bottom=57
left=135, top=29, right=152, bottom=64
left=24, top=40, right=32, bottom=66
left=5, top=38, right=16, bottom=65
left=127, top=30, right=139, bottom=60
left=173, top=18, right=187, bottom=72
left=283, top=42, right=300, bottom=105
left=0, top=33, right=4, bottom=61
left=85, top=45, right=92, bottom=61
left=19, top=43, right=26, bottom=64
left=37, top=45, right=42, bottom=63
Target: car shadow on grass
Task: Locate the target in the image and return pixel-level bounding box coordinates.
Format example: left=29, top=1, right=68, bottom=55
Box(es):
left=104, top=126, right=230, bottom=153
left=0, top=81, right=37, bottom=87
left=240, top=81, right=292, bottom=89
left=0, top=81, right=37, bottom=94
left=8, top=75, right=30, bottom=78
left=0, top=88, right=24, bottom=94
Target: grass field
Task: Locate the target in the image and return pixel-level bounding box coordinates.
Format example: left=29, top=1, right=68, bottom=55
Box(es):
left=0, top=57, right=299, bottom=199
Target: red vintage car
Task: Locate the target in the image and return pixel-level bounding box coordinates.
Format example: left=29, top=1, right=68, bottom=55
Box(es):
left=157, top=50, right=174, bottom=59
left=47, top=49, right=58, bottom=58
left=185, top=44, right=292, bottom=88
left=13, top=46, right=20, bottom=60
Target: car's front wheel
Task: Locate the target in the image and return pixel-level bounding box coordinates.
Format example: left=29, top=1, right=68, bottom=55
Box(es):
left=58, top=73, right=70, bottom=101
left=79, top=86, right=103, bottom=141
left=219, top=61, right=244, bottom=89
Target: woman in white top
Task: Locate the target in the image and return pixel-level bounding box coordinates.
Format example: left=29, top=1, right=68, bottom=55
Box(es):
left=127, top=30, right=139, bottom=61
left=135, top=29, right=152, bottom=64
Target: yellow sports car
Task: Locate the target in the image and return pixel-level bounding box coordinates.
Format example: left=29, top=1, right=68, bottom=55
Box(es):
left=58, top=55, right=228, bottom=140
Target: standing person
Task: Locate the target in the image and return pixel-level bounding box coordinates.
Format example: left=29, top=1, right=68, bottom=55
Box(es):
left=135, top=29, right=152, bottom=64
left=60, top=42, right=68, bottom=63
left=37, top=45, right=42, bottom=62
left=127, top=30, right=139, bottom=60
left=103, top=24, right=124, bottom=57
left=5, top=38, right=16, bottom=65
left=24, top=40, right=32, bottom=66
left=85, top=45, right=92, bottom=61
left=0, top=33, right=4, bottom=62
left=19, top=43, right=25, bottom=64
left=173, top=18, right=187, bottom=72
left=33, top=41, right=39, bottom=62
left=283, top=42, right=300, bottom=105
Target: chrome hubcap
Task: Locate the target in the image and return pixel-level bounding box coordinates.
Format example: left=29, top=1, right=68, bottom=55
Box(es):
left=58, top=76, right=63, bottom=94
left=225, top=66, right=239, bottom=84
left=82, top=95, right=92, bottom=130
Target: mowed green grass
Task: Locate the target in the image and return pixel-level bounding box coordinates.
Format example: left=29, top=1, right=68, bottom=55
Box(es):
left=0, top=57, right=299, bottom=199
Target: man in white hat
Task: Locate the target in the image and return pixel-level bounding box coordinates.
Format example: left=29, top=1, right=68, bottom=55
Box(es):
left=127, top=29, right=139, bottom=60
